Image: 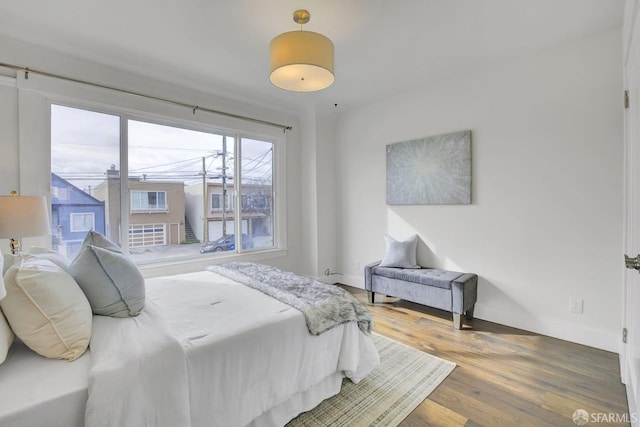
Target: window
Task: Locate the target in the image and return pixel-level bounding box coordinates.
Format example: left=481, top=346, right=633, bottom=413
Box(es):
left=51, top=105, right=119, bottom=260
left=240, top=138, right=274, bottom=250
left=50, top=103, right=280, bottom=262
left=131, top=191, right=167, bottom=212
left=211, top=193, right=225, bottom=211
left=241, top=194, right=268, bottom=210
left=51, top=187, right=70, bottom=201
left=70, top=212, right=95, bottom=232
left=249, top=194, right=268, bottom=209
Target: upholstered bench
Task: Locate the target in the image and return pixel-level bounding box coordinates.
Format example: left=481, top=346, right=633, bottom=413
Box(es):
left=364, top=261, right=478, bottom=329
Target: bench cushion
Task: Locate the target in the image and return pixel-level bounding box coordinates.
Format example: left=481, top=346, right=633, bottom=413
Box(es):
left=372, top=267, right=464, bottom=290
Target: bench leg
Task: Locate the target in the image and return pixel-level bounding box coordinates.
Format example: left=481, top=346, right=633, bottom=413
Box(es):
left=453, top=313, right=463, bottom=330
left=368, top=292, right=375, bottom=303
left=465, top=306, right=475, bottom=320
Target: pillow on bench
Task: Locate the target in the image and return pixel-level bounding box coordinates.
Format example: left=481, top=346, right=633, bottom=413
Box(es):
left=379, top=234, right=420, bottom=269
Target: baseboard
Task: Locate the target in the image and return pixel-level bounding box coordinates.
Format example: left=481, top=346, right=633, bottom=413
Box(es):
left=313, top=275, right=336, bottom=284
left=474, top=303, right=619, bottom=353
left=337, top=273, right=618, bottom=352
left=338, top=273, right=365, bottom=289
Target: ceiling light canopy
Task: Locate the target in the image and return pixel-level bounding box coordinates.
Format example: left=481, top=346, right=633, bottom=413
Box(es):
left=270, top=9, right=334, bottom=92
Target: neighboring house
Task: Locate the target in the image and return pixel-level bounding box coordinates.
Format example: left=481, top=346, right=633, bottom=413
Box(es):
left=51, top=173, right=105, bottom=259
left=185, top=181, right=273, bottom=243
left=93, top=168, right=186, bottom=248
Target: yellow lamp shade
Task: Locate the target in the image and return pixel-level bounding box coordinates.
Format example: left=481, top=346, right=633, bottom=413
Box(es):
left=270, top=30, right=334, bottom=92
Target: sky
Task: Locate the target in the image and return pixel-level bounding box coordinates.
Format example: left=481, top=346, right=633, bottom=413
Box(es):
left=50, top=104, right=272, bottom=193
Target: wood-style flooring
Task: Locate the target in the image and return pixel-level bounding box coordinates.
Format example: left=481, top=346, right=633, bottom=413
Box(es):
left=344, top=286, right=630, bottom=427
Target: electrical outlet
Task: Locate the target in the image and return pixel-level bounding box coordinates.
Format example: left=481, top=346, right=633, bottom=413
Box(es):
left=569, top=297, right=584, bottom=314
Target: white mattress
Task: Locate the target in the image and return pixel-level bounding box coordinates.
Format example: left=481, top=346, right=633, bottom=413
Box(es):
left=0, top=339, right=91, bottom=427
left=0, top=270, right=378, bottom=427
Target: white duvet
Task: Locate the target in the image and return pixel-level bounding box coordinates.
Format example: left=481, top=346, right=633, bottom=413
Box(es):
left=86, top=300, right=191, bottom=427
left=85, top=270, right=379, bottom=427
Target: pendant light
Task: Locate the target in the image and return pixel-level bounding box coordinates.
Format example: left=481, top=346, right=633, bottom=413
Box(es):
left=269, top=9, right=334, bottom=92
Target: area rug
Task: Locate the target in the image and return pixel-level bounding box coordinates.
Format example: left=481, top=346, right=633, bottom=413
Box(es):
left=287, top=333, right=456, bottom=426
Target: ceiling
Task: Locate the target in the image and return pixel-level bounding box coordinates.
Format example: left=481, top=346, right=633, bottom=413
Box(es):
left=0, top=0, right=624, bottom=113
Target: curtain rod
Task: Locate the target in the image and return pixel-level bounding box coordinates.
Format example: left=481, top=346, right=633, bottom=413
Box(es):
left=0, top=62, right=293, bottom=132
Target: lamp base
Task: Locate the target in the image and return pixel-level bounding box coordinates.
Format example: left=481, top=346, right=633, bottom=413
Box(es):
left=9, top=238, right=20, bottom=255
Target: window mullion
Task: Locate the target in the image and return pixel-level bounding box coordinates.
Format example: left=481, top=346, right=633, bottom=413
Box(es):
left=120, top=116, right=129, bottom=253
left=234, top=133, right=242, bottom=251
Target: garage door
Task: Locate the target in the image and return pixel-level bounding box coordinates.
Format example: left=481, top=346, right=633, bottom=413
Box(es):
left=129, top=223, right=166, bottom=247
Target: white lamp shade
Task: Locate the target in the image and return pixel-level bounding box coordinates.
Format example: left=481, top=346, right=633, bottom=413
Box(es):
left=270, top=30, right=334, bottom=92
left=0, top=195, right=51, bottom=239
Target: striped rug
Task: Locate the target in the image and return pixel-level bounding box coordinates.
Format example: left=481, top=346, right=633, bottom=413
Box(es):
left=287, top=333, right=456, bottom=426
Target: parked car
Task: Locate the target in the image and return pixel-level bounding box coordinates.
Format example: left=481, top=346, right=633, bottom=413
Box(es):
left=200, top=234, right=254, bottom=253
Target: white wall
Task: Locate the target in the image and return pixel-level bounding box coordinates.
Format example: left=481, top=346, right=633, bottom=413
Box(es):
left=331, top=28, right=624, bottom=352
left=297, top=107, right=341, bottom=279
left=299, top=106, right=319, bottom=277
left=0, top=79, right=19, bottom=194
left=315, top=110, right=340, bottom=279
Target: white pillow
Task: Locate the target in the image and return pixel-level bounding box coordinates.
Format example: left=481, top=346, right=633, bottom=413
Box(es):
left=1, top=253, right=15, bottom=277
left=2, top=249, right=70, bottom=299
left=0, top=253, right=6, bottom=300
left=28, top=247, right=70, bottom=271
left=379, top=234, right=420, bottom=268
left=1, top=255, right=91, bottom=361
left=69, top=231, right=145, bottom=318
left=0, top=308, right=14, bottom=365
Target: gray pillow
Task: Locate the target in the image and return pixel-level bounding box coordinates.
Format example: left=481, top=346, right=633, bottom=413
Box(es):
left=69, top=231, right=145, bottom=317
left=379, top=234, right=420, bottom=268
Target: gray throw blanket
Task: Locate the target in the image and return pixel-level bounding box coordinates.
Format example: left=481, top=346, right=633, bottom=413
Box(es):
left=206, top=262, right=373, bottom=336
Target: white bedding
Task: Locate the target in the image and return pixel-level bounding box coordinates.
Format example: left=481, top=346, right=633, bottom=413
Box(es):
left=0, top=269, right=379, bottom=427
left=145, top=271, right=379, bottom=427
left=0, top=339, right=91, bottom=427
left=85, top=299, right=191, bottom=427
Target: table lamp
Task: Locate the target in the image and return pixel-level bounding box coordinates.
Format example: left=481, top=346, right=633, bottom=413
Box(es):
left=0, top=192, right=51, bottom=255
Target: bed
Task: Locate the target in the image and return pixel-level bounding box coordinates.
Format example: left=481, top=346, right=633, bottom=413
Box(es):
left=0, top=261, right=379, bottom=427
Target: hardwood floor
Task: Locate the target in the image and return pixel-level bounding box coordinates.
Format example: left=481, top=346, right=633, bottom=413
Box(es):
left=344, top=286, right=631, bottom=427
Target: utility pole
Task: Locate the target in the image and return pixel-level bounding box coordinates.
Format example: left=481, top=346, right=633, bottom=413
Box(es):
left=202, top=156, right=208, bottom=243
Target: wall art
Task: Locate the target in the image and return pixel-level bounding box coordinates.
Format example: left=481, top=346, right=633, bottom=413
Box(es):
left=386, top=130, right=471, bottom=205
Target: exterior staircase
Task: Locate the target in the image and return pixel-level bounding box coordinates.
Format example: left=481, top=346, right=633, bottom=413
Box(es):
left=183, top=216, right=199, bottom=243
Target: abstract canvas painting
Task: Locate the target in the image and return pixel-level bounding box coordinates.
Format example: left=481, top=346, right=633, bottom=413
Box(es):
left=386, top=130, right=471, bottom=205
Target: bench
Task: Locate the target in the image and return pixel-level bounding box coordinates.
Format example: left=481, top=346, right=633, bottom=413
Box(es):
left=364, top=261, right=478, bottom=329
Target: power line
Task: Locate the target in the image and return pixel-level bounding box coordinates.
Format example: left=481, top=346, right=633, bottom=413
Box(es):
left=53, top=139, right=220, bottom=152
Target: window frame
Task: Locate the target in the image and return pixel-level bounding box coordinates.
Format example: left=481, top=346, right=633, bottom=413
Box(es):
left=131, top=190, right=168, bottom=213
left=210, top=192, right=231, bottom=212
left=69, top=212, right=95, bottom=232
left=17, top=76, right=287, bottom=268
